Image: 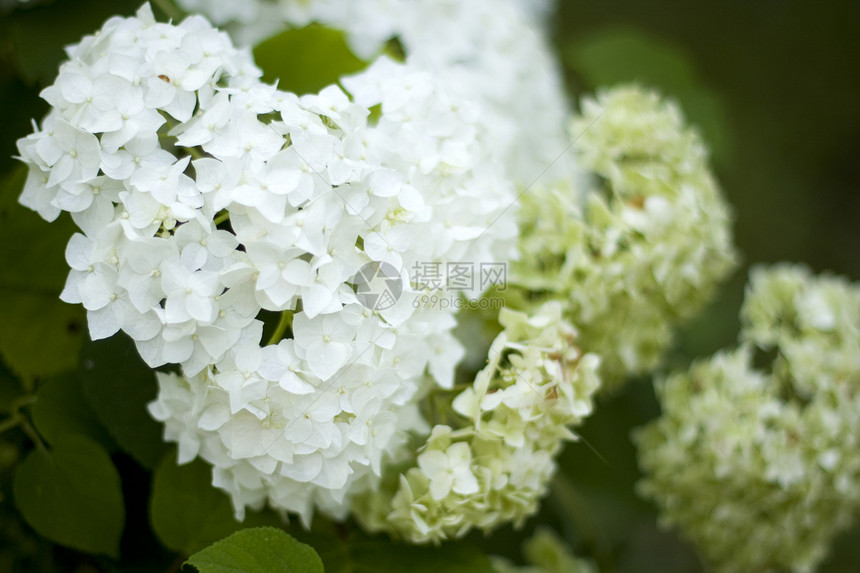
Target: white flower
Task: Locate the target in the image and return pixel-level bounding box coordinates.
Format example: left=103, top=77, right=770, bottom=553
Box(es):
left=161, top=259, right=220, bottom=323
left=418, top=441, right=479, bottom=501
left=38, top=118, right=102, bottom=185
left=292, top=311, right=357, bottom=381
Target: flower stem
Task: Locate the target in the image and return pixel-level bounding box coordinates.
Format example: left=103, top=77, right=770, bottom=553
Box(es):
left=20, top=418, right=46, bottom=452
left=267, top=310, right=294, bottom=346
left=213, top=210, right=230, bottom=226
left=0, top=415, right=20, bottom=436
left=0, top=395, right=45, bottom=451
left=151, top=0, right=184, bottom=21
left=550, top=474, right=614, bottom=572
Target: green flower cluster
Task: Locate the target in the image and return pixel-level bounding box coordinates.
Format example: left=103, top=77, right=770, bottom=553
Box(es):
left=514, top=85, right=737, bottom=390
left=635, top=264, right=860, bottom=573
left=355, top=302, right=601, bottom=543
left=490, top=527, right=596, bottom=573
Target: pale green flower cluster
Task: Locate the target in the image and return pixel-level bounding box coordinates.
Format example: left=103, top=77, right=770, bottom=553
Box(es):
left=635, top=264, right=860, bottom=573
left=354, top=302, right=601, bottom=543
left=515, top=85, right=737, bottom=390
left=490, top=527, right=596, bottom=573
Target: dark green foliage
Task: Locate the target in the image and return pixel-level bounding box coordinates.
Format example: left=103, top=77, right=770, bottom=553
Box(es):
left=13, top=435, right=124, bottom=558
left=79, top=335, right=169, bottom=469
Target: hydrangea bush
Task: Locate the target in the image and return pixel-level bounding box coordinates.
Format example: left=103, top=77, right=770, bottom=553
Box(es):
left=2, top=0, right=857, bottom=571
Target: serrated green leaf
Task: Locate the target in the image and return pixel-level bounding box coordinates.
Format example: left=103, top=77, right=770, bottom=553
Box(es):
left=79, top=335, right=169, bottom=469
left=0, top=166, right=86, bottom=381
left=253, top=25, right=368, bottom=95
left=186, top=527, right=323, bottom=573
left=12, top=434, right=124, bottom=557
left=31, top=371, right=114, bottom=450
left=150, top=453, right=282, bottom=555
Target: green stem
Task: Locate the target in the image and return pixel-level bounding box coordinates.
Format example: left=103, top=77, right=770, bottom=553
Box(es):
left=0, top=395, right=45, bottom=450
left=19, top=418, right=46, bottom=452
left=12, top=395, right=37, bottom=410
left=0, top=415, right=20, bottom=436
left=151, top=0, right=184, bottom=21
left=0, top=394, right=37, bottom=434
left=267, top=311, right=294, bottom=346
left=550, top=475, right=614, bottom=573
left=213, top=210, right=231, bottom=226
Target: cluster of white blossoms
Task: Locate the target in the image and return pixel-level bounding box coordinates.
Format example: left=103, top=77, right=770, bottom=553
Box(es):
left=15, top=4, right=518, bottom=523
left=175, top=0, right=576, bottom=189
left=635, top=264, right=860, bottom=573
left=354, top=302, right=601, bottom=543
left=514, top=86, right=737, bottom=390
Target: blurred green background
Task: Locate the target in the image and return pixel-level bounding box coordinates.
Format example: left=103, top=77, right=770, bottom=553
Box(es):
left=555, top=1, right=860, bottom=355
left=546, top=3, right=860, bottom=572
left=0, top=1, right=859, bottom=572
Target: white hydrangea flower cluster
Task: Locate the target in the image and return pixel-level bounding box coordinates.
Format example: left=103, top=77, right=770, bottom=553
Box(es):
left=514, top=86, right=737, bottom=390
left=174, top=0, right=576, bottom=189
left=15, top=5, right=517, bottom=524
left=354, top=302, right=601, bottom=543
left=635, top=264, right=860, bottom=573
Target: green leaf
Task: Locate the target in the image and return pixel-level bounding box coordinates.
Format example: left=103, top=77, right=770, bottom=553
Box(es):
left=12, top=434, right=124, bottom=557
left=0, top=167, right=87, bottom=381
left=31, top=372, right=114, bottom=450
left=150, top=453, right=281, bottom=555
left=79, top=335, right=169, bottom=469
left=186, top=527, right=324, bottom=573
left=0, top=294, right=85, bottom=382
left=253, top=25, right=368, bottom=95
